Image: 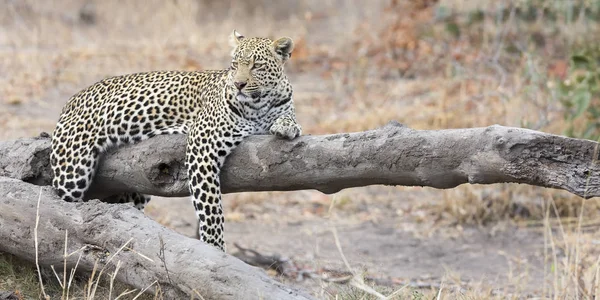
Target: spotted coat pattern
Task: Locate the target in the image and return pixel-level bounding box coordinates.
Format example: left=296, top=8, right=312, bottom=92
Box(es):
left=50, top=31, right=302, bottom=250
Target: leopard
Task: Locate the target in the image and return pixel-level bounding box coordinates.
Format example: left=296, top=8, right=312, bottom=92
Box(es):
left=50, top=30, right=302, bottom=251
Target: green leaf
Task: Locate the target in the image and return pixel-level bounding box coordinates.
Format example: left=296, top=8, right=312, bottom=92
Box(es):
left=590, top=105, right=600, bottom=118
left=593, top=74, right=600, bottom=91
left=573, top=90, right=592, bottom=118
left=572, top=54, right=591, bottom=69
left=574, top=72, right=590, bottom=84
left=557, top=81, right=573, bottom=97
left=445, top=22, right=461, bottom=38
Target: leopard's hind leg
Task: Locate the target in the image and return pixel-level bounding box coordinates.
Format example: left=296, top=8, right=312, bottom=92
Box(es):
left=51, top=122, right=103, bottom=202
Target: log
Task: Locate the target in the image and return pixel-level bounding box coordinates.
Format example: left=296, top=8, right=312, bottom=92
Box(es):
left=0, top=122, right=598, bottom=199
left=0, top=177, right=313, bottom=300
left=1, top=122, right=599, bottom=298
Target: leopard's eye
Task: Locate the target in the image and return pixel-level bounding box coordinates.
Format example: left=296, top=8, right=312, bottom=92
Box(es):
left=231, top=62, right=238, bottom=69
left=252, top=63, right=264, bottom=70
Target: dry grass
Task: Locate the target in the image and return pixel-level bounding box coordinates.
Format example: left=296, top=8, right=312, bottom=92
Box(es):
left=7, top=186, right=161, bottom=300
left=2, top=0, right=600, bottom=298
left=0, top=251, right=160, bottom=300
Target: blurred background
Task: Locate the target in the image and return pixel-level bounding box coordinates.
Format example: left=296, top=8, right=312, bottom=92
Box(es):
left=2, top=0, right=600, bottom=298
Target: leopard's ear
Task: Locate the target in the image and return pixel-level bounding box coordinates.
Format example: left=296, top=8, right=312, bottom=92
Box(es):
left=271, top=37, right=294, bottom=64
left=229, top=30, right=244, bottom=49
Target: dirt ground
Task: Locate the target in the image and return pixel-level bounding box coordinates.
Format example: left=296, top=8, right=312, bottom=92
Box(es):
left=2, top=0, right=600, bottom=298
left=148, top=193, right=548, bottom=295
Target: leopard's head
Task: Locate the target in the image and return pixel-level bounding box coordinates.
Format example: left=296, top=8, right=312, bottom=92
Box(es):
left=227, top=30, right=294, bottom=103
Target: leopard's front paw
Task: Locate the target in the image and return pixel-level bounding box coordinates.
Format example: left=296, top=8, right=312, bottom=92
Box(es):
left=269, top=116, right=302, bottom=139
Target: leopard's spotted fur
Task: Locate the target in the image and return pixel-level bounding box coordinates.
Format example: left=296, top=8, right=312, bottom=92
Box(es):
left=50, top=31, right=302, bottom=250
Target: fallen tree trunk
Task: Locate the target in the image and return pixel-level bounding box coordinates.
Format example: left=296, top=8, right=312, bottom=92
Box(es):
left=1, top=122, right=599, bottom=298
left=1, top=122, right=599, bottom=199
left=0, top=177, right=313, bottom=300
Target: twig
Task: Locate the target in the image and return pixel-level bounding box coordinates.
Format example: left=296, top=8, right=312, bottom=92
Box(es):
left=436, top=281, right=444, bottom=300
left=109, top=260, right=122, bottom=300
left=331, top=227, right=386, bottom=300
left=192, top=289, right=207, bottom=300
left=85, top=259, right=100, bottom=299
left=158, top=235, right=173, bottom=285
left=34, top=187, right=49, bottom=300
left=86, top=238, right=134, bottom=299
left=124, top=246, right=155, bottom=263
left=114, top=289, right=137, bottom=300
left=132, top=280, right=157, bottom=300
left=492, top=3, right=517, bottom=63
left=62, top=229, right=67, bottom=299
left=49, top=230, right=69, bottom=299
left=50, top=266, right=63, bottom=289
left=232, top=243, right=459, bottom=292
left=66, top=250, right=83, bottom=300
left=232, top=243, right=297, bottom=277
left=330, top=228, right=353, bottom=275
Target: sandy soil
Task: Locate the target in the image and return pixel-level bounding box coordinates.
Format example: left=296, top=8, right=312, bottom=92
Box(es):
left=147, top=194, right=547, bottom=294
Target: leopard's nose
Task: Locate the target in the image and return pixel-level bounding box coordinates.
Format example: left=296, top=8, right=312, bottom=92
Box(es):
left=234, top=81, right=247, bottom=90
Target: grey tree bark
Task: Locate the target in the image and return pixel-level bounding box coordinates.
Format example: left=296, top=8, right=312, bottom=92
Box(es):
left=0, top=122, right=599, bottom=299
left=0, top=178, right=313, bottom=300
left=1, top=122, right=599, bottom=199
